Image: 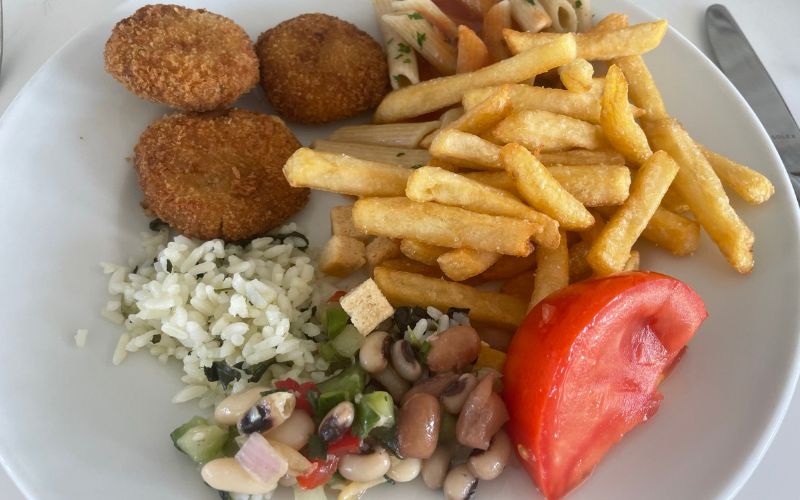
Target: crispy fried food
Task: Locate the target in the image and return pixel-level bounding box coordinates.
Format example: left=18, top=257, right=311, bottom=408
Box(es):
left=104, top=5, right=259, bottom=111
left=134, top=109, right=307, bottom=241
left=257, top=14, right=389, bottom=123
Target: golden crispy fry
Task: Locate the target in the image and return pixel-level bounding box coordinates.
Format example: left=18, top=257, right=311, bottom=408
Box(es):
left=374, top=33, right=577, bottom=123
left=420, top=107, right=465, bottom=148
left=353, top=197, right=537, bottom=256
left=600, top=65, right=652, bottom=165
left=559, top=58, right=594, bottom=93
left=699, top=145, right=775, bottom=204
left=612, top=55, right=667, bottom=119
left=438, top=248, right=502, bottom=281
left=479, top=253, right=537, bottom=281
left=539, top=148, right=625, bottom=165
left=319, top=235, right=367, bottom=277
left=501, top=144, right=595, bottom=230
left=490, top=110, right=606, bottom=152
left=623, top=250, right=641, bottom=271
left=642, top=207, right=700, bottom=256
left=429, top=129, right=503, bottom=169
left=406, top=167, right=561, bottom=247
left=329, top=121, right=440, bottom=148
left=378, top=257, right=443, bottom=278
left=462, top=170, right=516, bottom=192
left=330, top=205, right=369, bottom=241
left=373, top=267, right=527, bottom=328
left=530, top=229, right=569, bottom=308
left=366, top=237, right=401, bottom=267
left=587, top=151, right=679, bottom=275
left=312, top=140, right=431, bottom=168
left=399, top=239, right=449, bottom=266
left=444, top=85, right=513, bottom=136
left=504, top=20, right=668, bottom=60
left=483, top=0, right=513, bottom=63
left=643, top=118, right=754, bottom=273
left=591, top=13, right=629, bottom=32
left=500, top=271, right=536, bottom=301
left=427, top=158, right=462, bottom=171
left=283, top=148, right=409, bottom=196
left=579, top=209, right=607, bottom=242
left=457, top=25, right=491, bottom=73
left=661, top=186, right=690, bottom=213
left=568, top=240, right=593, bottom=282
left=463, top=84, right=600, bottom=123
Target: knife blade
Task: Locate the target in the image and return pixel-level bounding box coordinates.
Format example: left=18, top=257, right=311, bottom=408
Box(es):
left=706, top=4, right=800, bottom=198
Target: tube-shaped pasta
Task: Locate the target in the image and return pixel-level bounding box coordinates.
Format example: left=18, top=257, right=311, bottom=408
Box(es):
left=393, top=0, right=459, bottom=41
left=313, top=140, right=432, bottom=168
left=484, top=0, right=513, bottom=63
left=458, top=0, right=497, bottom=16
left=382, top=14, right=458, bottom=75
left=457, top=25, right=491, bottom=73
left=509, top=0, right=552, bottom=33
left=373, top=0, right=420, bottom=89
left=330, top=121, right=440, bottom=148
left=538, top=0, right=578, bottom=33
left=572, top=0, right=593, bottom=32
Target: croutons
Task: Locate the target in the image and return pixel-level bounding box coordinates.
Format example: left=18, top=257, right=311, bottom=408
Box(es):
left=366, top=237, right=401, bottom=267
left=340, top=278, right=395, bottom=335
left=319, top=235, right=366, bottom=277
left=330, top=205, right=369, bottom=241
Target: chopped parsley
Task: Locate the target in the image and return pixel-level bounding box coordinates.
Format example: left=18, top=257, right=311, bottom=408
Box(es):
left=415, top=31, right=426, bottom=49
left=397, top=42, right=412, bottom=54
left=396, top=152, right=406, bottom=157
left=393, top=75, right=404, bottom=85
left=386, top=37, right=394, bottom=45
left=407, top=12, right=424, bottom=20
left=403, top=58, right=411, bottom=64
left=575, top=0, right=582, bottom=7
left=525, top=0, right=535, bottom=4
left=411, top=164, right=424, bottom=169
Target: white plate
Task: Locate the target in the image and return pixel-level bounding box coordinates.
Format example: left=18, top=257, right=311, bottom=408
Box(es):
left=0, top=0, right=798, bottom=498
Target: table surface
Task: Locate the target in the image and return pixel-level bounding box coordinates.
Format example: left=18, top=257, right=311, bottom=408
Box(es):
left=1, top=0, right=798, bottom=498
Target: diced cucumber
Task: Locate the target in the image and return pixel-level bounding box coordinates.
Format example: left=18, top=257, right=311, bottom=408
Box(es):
left=319, top=342, right=343, bottom=362
left=324, top=305, right=349, bottom=338
left=175, top=424, right=229, bottom=464
left=316, top=364, right=366, bottom=400
left=354, top=391, right=395, bottom=438
left=293, top=485, right=327, bottom=500
left=316, top=390, right=348, bottom=419
left=330, top=325, right=364, bottom=358
left=170, top=416, right=208, bottom=448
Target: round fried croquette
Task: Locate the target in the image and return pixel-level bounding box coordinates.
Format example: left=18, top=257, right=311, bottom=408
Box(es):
left=256, top=13, right=389, bottom=124
left=134, top=109, right=308, bottom=241
left=105, top=4, right=259, bottom=111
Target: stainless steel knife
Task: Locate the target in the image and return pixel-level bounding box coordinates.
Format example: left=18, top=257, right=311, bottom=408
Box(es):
left=706, top=4, right=800, bottom=199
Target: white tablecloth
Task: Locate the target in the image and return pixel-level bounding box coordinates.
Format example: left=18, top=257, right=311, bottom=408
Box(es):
left=1, top=0, right=797, bottom=498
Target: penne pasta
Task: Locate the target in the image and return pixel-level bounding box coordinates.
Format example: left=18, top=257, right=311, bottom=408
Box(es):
left=329, top=121, right=440, bottom=148
left=509, top=0, right=552, bottom=33
left=313, top=140, right=431, bottom=168
left=458, top=0, right=498, bottom=16
left=538, top=0, right=578, bottom=33
left=483, top=0, right=513, bottom=63
left=373, top=0, right=420, bottom=89
left=457, top=25, right=491, bottom=73
left=382, top=13, right=458, bottom=75
left=393, top=0, right=459, bottom=40
left=573, top=0, right=593, bottom=31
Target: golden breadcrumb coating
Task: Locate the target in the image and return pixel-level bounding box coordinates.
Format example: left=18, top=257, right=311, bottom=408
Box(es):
left=105, top=4, right=259, bottom=111
left=134, top=109, right=308, bottom=241
left=256, top=13, right=389, bottom=124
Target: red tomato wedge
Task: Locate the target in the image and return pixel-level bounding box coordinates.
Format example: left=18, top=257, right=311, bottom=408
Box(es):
left=503, top=272, right=707, bottom=499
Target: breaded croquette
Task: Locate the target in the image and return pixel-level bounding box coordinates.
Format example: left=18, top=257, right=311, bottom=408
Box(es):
left=105, top=4, right=259, bottom=111
left=134, top=109, right=308, bottom=241
left=256, top=13, right=389, bottom=124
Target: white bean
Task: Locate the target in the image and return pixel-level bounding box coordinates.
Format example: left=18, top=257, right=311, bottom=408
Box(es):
left=200, top=457, right=277, bottom=495
left=214, top=386, right=269, bottom=425
left=338, top=448, right=391, bottom=483
left=263, top=410, right=314, bottom=450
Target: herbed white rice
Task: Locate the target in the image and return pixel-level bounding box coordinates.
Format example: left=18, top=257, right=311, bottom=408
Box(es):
left=101, top=223, right=330, bottom=408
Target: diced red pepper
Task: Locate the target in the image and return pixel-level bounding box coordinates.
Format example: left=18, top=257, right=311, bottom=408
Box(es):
left=328, top=291, right=347, bottom=302
left=274, top=379, right=318, bottom=414
left=327, top=431, right=362, bottom=456
left=297, top=454, right=339, bottom=490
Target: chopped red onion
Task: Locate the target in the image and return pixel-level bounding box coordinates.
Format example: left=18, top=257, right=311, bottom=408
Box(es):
left=235, top=433, right=288, bottom=485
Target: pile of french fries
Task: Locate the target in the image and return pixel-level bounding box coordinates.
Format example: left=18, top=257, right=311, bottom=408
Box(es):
left=282, top=3, right=775, bottom=331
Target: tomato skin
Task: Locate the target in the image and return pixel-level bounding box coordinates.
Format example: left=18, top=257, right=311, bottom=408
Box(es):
left=296, top=455, right=339, bottom=490
left=273, top=379, right=318, bottom=414
left=503, top=272, right=707, bottom=499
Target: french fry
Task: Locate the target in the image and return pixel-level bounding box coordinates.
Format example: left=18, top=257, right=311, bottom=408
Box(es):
left=444, top=85, right=513, bottom=136
left=500, top=271, right=536, bottom=300
left=573, top=0, right=593, bottom=31
left=400, top=239, right=449, bottom=266
left=587, top=151, right=679, bottom=275
left=463, top=84, right=601, bottom=123
left=479, top=253, right=537, bottom=281
left=613, top=55, right=668, bottom=119
left=373, top=267, right=528, bottom=329
left=661, top=186, right=690, bottom=213
left=312, top=140, right=431, bottom=168
left=538, top=148, right=625, bottom=165
left=539, top=0, right=578, bottom=32
left=373, top=0, right=420, bottom=89
left=699, top=145, right=775, bottom=204
left=568, top=240, right=593, bottom=282
left=559, top=58, right=594, bottom=93
left=420, top=107, right=465, bottom=148
left=501, top=144, right=595, bottom=230
left=382, top=14, right=457, bottom=75
left=330, top=206, right=369, bottom=241
left=393, top=0, right=459, bottom=40
left=483, top=0, right=513, bottom=63
left=642, top=207, right=700, bottom=256
left=374, top=33, right=577, bottom=123
left=366, top=237, right=402, bottom=267
left=378, top=257, right=444, bottom=278
left=464, top=165, right=631, bottom=207
left=490, top=110, right=606, bottom=152
left=283, top=149, right=409, bottom=197
left=406, top=166, right=561, bottom=248
left=329, top=121, right=440, bottom=148
left=643, top=118, right=754, bottom=273
left=429, top=129, right=503, bottom=169
left=504, top=20, right=668, bottom=61
left=623, top=250, right=641, bottom=271
left=319, top=235, right=367, bottom=277
left=353, top=197, right=538, bottom=256
left=530, top=230, right=569, bottom=308
left=509, top=0, right=552, bottom=33
left=591, top=12, right=628, bottom=32
left=579, top=209, right=607, bottom=242
left=438, top=248, right=502, bottom=281
left=600, top=65, right=653, bottom=165
left=457, top=25, right=491, bottom=73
